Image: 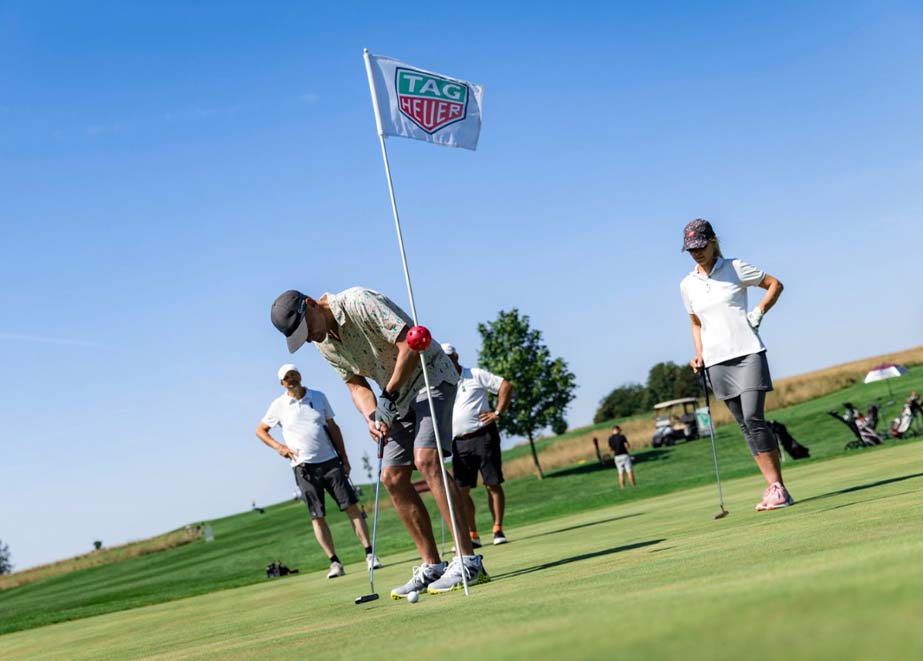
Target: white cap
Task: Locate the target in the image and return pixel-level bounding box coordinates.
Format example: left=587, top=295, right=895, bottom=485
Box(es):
left=440, top=343, right=457, bottom=356
left=277, top=363, right=299, bottom=381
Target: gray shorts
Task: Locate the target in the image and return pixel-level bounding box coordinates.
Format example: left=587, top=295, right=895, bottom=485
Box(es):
left=615, top=454, right=633, bottom=474
left=707, top=351, right=773, bottom=401
left=383, top=381, right=457, bottom=468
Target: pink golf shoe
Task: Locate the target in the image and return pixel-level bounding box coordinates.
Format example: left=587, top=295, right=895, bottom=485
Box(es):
left=756, top=482, right=794, bottom=511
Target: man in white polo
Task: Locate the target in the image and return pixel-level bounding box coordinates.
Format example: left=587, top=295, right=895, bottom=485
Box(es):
left=442, top=343, right=513, bottom=546
left=256, top=364, right=381, bottom=579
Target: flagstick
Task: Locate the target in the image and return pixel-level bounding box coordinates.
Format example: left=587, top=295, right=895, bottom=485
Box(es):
left=363, top=48, right=469, bottom=596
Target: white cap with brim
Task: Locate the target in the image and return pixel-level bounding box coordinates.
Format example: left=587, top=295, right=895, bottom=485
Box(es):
left=277, top=364, right=299, bottom=381
left=441, top=342, right=457, bottom=356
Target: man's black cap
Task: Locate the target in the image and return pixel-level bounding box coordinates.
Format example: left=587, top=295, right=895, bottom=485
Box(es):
left=271, top=290, right=310, bottom=354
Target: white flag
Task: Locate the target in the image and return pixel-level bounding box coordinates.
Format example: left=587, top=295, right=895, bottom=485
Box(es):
left=364, top=52, right=483, bottom=151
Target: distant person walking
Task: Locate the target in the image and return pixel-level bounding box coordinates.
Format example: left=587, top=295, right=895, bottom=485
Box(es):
left=607, top=425, right=635, bottom=488
left=679, top=218, right=791, bottom=511
left=256, top=364, right=381, bottom=579
left=270, top=288, right=489, bottom=597
left=441, top=343, right=513, bottom=546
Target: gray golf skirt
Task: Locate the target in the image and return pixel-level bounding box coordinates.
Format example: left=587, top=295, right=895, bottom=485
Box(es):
left=706, top=351, right=773, bottom=401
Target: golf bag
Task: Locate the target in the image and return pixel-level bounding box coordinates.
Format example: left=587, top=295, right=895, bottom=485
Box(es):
left=767, top=420, right=810, bottom=459
left=265, top=561, right=299, bottom=578
left=890, top=392, right=923, bottom=438
left=866, top=403, right=880, bottom=430
left=592, top=437, right=615, bottom=467
left=828, top=403, right=883, bottom=450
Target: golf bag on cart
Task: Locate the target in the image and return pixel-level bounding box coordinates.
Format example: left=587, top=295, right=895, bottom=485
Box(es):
left=890, top=392, right=923, bottom=438
left=767, top=420, right=810, bottom=459
left=828, top=403, right=883, bottom=449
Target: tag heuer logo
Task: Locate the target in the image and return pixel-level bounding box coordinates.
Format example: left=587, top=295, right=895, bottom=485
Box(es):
left=395, top=68, right=469, bottom=133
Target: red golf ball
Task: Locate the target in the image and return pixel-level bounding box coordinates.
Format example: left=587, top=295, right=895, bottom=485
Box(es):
left=406, top=325, right=432, bottom=351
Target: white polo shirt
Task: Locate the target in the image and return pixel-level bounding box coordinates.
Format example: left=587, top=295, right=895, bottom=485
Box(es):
left=680, top=257, right=766, bottom=367
left=452, top=366, right=504, bottom=437
left=261, top=389, right=339, bottom=467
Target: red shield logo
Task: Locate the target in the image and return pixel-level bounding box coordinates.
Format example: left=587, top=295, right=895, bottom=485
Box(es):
left=395, top=68, right=469, bottom=134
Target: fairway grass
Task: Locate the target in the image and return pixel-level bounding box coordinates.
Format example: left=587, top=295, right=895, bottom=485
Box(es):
left=3, top=366, right=920, bottom=635
left=3, top=443, right=922, bottom=660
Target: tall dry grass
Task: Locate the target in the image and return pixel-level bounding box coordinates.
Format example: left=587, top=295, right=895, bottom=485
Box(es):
left=0, top=526, right=203, bottom=590
left=503, top=346, right=923, bottom=479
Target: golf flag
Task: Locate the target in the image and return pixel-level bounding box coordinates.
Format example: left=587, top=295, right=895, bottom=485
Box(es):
left=364, top=51, right=483, bottom=150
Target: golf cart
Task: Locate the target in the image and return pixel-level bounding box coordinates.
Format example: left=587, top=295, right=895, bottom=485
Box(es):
left=651, top=397, right=703, bottom=447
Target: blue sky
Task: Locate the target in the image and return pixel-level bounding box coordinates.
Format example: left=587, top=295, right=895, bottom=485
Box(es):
left=2, top=1, right=921, bottom=569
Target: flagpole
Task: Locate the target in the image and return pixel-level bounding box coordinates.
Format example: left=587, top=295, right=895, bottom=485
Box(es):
left=363, top=48, right=469, bottom=595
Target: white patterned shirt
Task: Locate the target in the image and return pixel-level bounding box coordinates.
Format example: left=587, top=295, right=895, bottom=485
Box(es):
left=315, top=287, right=457, bottom=415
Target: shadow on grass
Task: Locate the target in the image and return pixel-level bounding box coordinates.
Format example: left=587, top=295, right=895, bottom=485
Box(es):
left=633, top=448, right=674, bottom=464
left=547, top=462, right=611, bottom=478
left=800, top=472, right=923, bottom=505
left=821, top=490, right=917, bottom=512
left=516, top=512, right=644, bottom=542
left=548, top=449, right=673, bottom=479
left=492, top=539, right=664, bottom=581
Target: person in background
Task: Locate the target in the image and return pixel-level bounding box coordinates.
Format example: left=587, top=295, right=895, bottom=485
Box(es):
left=256, top=364, right=380, bottom=578
left=607, top=425, right=635, bottom=488
left=442, top=343, right=513, bottom=546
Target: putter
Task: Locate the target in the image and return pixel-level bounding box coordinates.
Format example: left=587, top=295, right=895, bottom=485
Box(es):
left=698, top=369, right=729, bottom=519
left=355, top=436, right=385, bottom=604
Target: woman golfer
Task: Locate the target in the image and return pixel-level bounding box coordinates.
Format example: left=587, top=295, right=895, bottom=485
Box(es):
left=680, top=218, right=792, bottom=510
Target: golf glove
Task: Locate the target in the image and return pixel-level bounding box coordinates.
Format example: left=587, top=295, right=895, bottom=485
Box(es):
left=375, top=391, right=399, bottom=428
left=747, top=307, right=764, bottom=329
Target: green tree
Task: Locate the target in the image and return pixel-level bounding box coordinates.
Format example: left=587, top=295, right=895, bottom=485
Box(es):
left=478, top=309, right=577, bottom=479
left=0, top=539, right=13, bottom=574
left=594, top=383, right=649, bottom=423
left=646, top=361, right=699, bottom=404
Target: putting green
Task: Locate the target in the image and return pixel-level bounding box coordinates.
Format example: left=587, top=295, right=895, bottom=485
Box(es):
left=2, top=442, right=922, bottom=660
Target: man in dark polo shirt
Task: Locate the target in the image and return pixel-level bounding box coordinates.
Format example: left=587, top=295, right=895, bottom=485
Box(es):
left=607, top=425, right=636, bottom=488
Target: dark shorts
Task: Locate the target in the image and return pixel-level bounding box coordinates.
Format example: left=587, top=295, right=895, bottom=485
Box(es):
left=292, top=458, right=358, bottom=519
left=452, top=423, right=504, bottom=488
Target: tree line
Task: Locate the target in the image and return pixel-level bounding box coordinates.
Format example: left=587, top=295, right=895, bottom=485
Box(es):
left=593, top=361, right=700, bottom=423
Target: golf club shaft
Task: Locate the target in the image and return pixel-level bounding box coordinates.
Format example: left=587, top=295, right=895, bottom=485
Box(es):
left=367, top=437, right=384, bottom=593
left=699, top=369, right=727, bottom=510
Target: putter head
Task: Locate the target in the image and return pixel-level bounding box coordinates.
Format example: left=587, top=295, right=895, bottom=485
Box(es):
left=354, top=593, right=379, bottom=604
left=714, top=508, right=729, bottom=520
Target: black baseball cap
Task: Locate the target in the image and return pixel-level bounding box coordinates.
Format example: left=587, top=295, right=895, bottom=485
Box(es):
left=682, top=218, right=716, bottom=251
left=271, top=290, right=310, bottom=353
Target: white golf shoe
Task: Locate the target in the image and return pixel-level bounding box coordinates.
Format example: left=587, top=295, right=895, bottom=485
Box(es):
left=390, top=562, right=446, bottom=599
left=426, top=555, right=490, bottom=594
